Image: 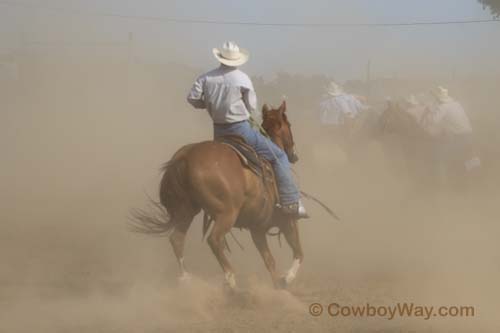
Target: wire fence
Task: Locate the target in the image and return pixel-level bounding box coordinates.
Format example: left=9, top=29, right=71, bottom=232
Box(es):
left=1, top=0, right=500, bottom=28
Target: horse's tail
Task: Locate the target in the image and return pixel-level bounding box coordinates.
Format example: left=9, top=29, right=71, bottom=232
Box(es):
left=130, top=155, right=196, bottom=235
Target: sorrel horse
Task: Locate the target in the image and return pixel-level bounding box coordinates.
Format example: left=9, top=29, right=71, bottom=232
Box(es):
left=133, top=101, right=303, bottom=289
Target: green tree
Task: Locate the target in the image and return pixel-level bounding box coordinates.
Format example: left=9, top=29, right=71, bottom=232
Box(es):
left=478, top=0, right=500, bottom=18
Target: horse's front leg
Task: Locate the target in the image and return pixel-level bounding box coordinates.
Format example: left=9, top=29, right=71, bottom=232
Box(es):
left=250, top=229, right=281, bottom=288
left=280, top=219, right=304, bottom=287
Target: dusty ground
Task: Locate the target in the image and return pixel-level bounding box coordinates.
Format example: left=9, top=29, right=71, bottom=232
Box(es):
left=1, top=59, right=500, bottom=332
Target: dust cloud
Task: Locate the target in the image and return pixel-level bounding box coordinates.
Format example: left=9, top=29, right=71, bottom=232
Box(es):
left=1, top=49, right=500, bottom=333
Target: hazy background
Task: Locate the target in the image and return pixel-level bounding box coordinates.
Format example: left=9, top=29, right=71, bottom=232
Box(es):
left=1, top=0, right=500, bottom=79
left=1, top=1, right=500, bottom=332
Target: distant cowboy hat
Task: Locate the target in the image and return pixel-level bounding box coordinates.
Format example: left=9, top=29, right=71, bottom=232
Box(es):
left=406, top=94, right=419, bottom=106
left=326, top=81, right=344, bottom=97
left=212, top=41, right=249, bottom=67
left=433, top=86, right=453, bottom=103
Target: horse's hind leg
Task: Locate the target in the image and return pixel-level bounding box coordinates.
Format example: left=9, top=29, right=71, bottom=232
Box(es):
left=169, top=216, right=194, bottom=281
left=207, top=211, right=238, bottom=289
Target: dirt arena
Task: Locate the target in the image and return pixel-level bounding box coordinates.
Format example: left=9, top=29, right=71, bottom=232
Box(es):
left=1, top=58, right=500, bottom=332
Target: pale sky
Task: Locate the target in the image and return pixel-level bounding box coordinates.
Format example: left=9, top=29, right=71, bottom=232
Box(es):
left=1, top=0, right=499, bottom=79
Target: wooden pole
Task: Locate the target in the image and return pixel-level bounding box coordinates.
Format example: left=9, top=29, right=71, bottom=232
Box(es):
left=366, top=60, right=371, bottom=100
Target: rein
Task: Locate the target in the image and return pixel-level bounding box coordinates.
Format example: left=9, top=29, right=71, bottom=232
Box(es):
left=300, top=191, right=340, bottom=221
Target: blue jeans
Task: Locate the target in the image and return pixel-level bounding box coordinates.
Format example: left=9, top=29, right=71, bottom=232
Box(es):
left=213, top=121, right=300, bottom=205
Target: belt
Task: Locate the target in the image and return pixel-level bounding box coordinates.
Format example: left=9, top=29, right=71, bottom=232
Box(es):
left=213, top=120, right=248, bottom=127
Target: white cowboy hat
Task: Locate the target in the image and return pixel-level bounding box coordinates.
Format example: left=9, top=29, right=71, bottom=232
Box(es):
left=212, top=41, right=249, bottom=67
left=326, top=81, right=344, bottom=97
left=406, top=94, right=419, bottom=106
left=434, top=86, right=453, bottom=103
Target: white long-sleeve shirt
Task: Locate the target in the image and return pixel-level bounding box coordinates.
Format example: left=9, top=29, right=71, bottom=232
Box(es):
left=319, top=94, right=368, bottom=125
left=187, top=65, right=257, bottom=124
left=424, top=100, right=472, bottom=136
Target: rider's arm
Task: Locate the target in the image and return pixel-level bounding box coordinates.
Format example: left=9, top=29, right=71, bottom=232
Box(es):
left=187, top=77, right=206, bottom=109
left=239, top=72, right=258, bottom=120
left=242, top=87, right=257, bottom=116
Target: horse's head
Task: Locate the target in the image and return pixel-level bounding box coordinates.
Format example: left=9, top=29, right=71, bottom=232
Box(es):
left=378, top=100, right=401, bottom=135
left=378, top=100, right=423, bottom=137
left=261, top=100, right=299, bottom=164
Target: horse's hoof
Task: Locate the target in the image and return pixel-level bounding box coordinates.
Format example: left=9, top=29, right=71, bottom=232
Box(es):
left=223, top=283, right=240, bottom=298
left=178, top=272, right=192, bottom=283
left=223, top=280, right=237, bottom=292
left=275, top=276, right=288, bottom=290
left=224, top=272, right=237, bottom=290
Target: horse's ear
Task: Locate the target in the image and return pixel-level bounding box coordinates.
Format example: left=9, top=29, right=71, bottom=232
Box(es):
left=279, top=100, right=287, bottom=113
left=262, top=104, right=271, bottom=118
